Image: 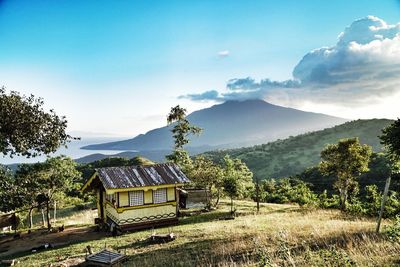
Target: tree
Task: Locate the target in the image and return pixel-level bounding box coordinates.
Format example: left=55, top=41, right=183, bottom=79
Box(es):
left=189, top=156, right=224, bottom=208
left=0, top=165, right=23, bottom=213
left=376, top=119, right=400, bottom=232
left=40, top=156, right=81, bottom=230
left=14, top=163, right=48, bottom=229
left=319, top=138, right=372, bottom=210
left=165, top=105, right=202, bottom=170
left=13, top=156, right=81, bottom=230
left=380, top=119, right=400, bottom=162
left=0, top=87, right=72, bottom=158
left=222, top=155, right=254, bottom=214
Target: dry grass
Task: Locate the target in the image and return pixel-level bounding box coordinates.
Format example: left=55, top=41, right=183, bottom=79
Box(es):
left=1, top=200, right=399, bottom=266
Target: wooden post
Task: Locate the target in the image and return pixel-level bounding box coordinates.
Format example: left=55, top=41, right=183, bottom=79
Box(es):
left=376, top=175, right=391, bottom=233
left=256, top=177, right=260, bottom=214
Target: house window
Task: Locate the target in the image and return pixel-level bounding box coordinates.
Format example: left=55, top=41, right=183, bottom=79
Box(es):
left=153, top=188, right=167, bottom=204
left=129, top=190, right=144, bottom=206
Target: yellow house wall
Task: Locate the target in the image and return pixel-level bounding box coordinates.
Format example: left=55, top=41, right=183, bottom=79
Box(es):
left=96, top=190, right=101, bottom=218
left=103, top=185, right=179, bottom=226
left=144, top=190, right=153, bottom=204
left=116, top=186, right=175, bottom=207
left=106, top=202, right=176, bottom=225
left=167, top=187, right=175, bottom=201
left=119, top=192, right=129, bottom=207
left=118, top=203, right=176, bottom=224
left=105, top=203, right=120, bottom=224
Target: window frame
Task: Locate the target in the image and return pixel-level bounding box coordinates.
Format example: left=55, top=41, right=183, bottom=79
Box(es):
left=153, top=188, right=167, bottom=204
left=129, top=190, right=144, bottom=207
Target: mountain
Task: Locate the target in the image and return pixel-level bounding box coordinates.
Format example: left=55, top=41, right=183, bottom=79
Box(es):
left=81, top=100, right=347, bottom=151
left=202, top=119, right=394, bottom=179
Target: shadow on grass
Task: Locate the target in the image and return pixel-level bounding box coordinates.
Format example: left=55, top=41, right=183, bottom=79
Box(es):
left=120, top=236, right=255, bottom=267
left=289, top=229, right=390, bottom=257
left=118, top=229, right=396, bottom=267
left=0, top=226, right=109, bottom=261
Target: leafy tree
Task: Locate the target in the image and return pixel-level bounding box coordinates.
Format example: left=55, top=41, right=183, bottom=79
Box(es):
left=13, top=156, right=81, bottom=230
left=166, top=105, right=202, bottom=169
left=380, top=118, right=400, bottom=162
left=14, top=163, right=48, bottom=229
left=0, top=87, right=73, bottom=158
left=222, top=155, right=254, bottom=214
left=189, top=156, right=224, bottom=208
left=40, top=156, right=81, bottom=230
left=319, top=138, right=372, bottom=210
left=0, top=165, right=23, bottom=213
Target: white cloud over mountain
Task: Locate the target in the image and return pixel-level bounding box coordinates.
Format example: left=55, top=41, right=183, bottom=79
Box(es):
left=180, top=16, right=400, bottom=118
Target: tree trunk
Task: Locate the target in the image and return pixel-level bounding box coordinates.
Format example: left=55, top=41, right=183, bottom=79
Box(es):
left=339, top=186, right=348, bottom=211
left=204, top=187, right=209, bottom=209
left=256, top=178, right=260, bottom=214
left=214, top=189, right=221, bottom=207
left=46, top=200, right=51, bottom=231
left=230, top=197, right=233, bottom=214
left=53, top=200, right=57, bottom=226
left=27, top=207, right=34, bottom=230
left=41, top=207, right=46, bottom=227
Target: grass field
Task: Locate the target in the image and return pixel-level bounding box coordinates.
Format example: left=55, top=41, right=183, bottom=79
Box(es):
left=1, top=200, right=399, bottom=266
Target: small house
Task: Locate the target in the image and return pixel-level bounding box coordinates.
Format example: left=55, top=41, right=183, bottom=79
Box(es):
left=81, top=163, right=190, bottom=231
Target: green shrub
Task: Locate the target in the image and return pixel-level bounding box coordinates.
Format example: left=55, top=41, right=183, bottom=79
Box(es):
left=384, top=215, right=400, bottom=242
left=259, top=178, right=318, bottom=206
left=346, top=197, right=366, bottom=216
left=318, top=190, right=340, bottom=209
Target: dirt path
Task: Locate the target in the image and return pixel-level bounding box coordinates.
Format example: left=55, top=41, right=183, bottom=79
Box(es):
left=0, top=226, right=108, bottom=258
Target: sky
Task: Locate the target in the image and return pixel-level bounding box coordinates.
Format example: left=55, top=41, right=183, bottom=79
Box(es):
left=0, top=0, right=400, bottom=138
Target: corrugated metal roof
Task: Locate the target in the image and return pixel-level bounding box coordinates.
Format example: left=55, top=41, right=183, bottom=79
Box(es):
left=95, top=163, right=190, bottom=189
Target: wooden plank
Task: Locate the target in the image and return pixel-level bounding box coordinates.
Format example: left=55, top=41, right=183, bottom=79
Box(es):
left=86, top=249, right=126, bottom=265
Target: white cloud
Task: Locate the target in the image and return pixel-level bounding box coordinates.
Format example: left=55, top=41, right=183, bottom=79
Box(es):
left=182, top=16, right=400, bottom=118
left=217, top=50, right=230, bottom=58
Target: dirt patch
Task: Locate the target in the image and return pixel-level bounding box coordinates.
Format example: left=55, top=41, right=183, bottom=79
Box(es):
left=0, top=226, right=108, bottom=258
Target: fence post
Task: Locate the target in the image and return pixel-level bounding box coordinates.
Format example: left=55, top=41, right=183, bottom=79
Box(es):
left=376, top=175, right=391, bottom=233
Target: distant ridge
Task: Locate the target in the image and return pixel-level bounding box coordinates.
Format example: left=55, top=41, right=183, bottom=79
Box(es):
left=81, top=99, right=347, bottom=151
left=202, top=119, right=394, bottom=179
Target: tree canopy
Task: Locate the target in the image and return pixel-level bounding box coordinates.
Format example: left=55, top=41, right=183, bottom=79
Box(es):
left=380, top=118, right=400, bottom=164
left=0, top=87, right=72, bottom=157
left=222, top=155, right=254, bottom=213
left=319, top=138, right=372, bottom=210
left=166, top=105, right=202, bottom=168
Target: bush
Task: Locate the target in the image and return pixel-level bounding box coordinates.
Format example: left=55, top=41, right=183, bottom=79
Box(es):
left=259, top=178, right=318, bottom=206
left=318, top=191, right=340, bottom=209
left=346, top=197, right=366, bottom=216
left=384, top=215, right=400, bottom=242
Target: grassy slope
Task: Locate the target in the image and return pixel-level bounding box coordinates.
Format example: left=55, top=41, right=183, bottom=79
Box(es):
left=202, top=119, right=394, bottom=179
left=2, top=200, right=399, bottom=266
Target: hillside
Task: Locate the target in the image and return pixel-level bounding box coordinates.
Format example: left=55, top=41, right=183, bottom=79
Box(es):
left=202, top=119, right=394, bottom=179
left=81, top=100, right=347, bottom=151
left=1, top=200, right=398, bottom=266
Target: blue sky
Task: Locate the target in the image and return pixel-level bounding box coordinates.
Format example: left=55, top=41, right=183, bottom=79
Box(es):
left=1, top=0, right=400, bottom=137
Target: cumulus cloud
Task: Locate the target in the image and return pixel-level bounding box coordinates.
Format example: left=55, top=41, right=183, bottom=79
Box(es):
left=293, top=16, right=400, bottom=85
left=181, top=16, right=400, bottom=111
